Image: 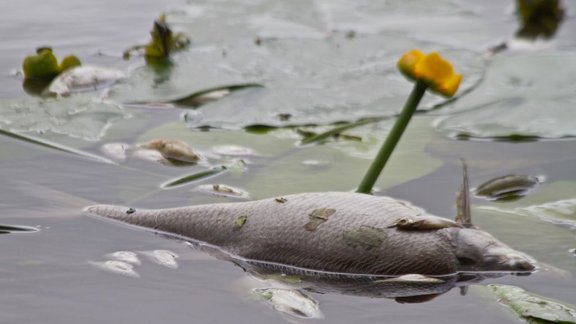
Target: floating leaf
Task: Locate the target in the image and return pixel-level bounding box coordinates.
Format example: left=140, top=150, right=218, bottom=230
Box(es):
left=0, top=224, right=39, bottom=234
left=487, top=284, right=576, bottom=324
left=0, top=128, right=116, bottom=165
left=160, top=166, right=227, bottom=188
left=170, top=84, right=263, bottom=107
left=436, top=53, right=576, bottom=139
left=179, top=40, right=483, bottom=129
left=0, top=95, right=126, bottom=141
left=110, top=26, right=484, bottom=129
left=478, top=181, right=576, bottom=228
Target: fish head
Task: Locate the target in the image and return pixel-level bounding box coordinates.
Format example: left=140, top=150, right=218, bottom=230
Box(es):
left=448, top=228, right=536, bottom=273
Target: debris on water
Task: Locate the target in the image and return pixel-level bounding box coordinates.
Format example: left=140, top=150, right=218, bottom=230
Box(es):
left=140, top=139, right=201, bottom=164
left=569, top=248, right=576, bottom=256
left=131, top=147, right=166, bottom=163
left=126, top=208, right=136, bottom=214
left=304, top=208, right=336, bottom=231
left=100, top=142, right=130, bottom=161
left=343, top=226, right=387, bottom=251
left=252, top=288, right=323, bottom=320
left=195, top=184, right=250, bottom=199
left=106, top=251, right=141, bottom=265
left=223, top=159, right=248, bottom=175
left=90, top=260, right=140, bottom=278
left=234, top=215, right=248, bottom=230
left=48, top=66, right=125, bottom=96
left=277, top=113, right=292, bottom=121
left=301, top=160, right=329, bottom=168
left=474, top=175, right=544, bottom=201
left=275, top=197, right=287, bottom=203
left=211, top=145, right=258, bottom=157
left=139, top=250, right=179, bottom=269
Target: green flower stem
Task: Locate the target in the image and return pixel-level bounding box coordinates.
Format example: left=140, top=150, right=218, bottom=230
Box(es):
left=357, top=80, right=428, bottom=194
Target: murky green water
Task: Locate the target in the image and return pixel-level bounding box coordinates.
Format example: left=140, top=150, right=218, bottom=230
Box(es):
left=1, top=0, right=575, bottom=323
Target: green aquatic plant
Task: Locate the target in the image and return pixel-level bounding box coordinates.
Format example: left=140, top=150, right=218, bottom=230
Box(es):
left=516, top=0, right=565, bottom=40
left=357, top=49, right=462, bottom=194
left=124, top=14, right=190, bottom=60
left=22, top=47, right=81, bottom=81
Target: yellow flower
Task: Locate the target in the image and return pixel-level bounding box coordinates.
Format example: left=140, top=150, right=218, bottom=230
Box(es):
left=397, top=49, right=462, bottom=97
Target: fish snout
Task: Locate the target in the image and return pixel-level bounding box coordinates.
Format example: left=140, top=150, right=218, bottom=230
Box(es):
left=483, top=251, right=536, bottom=272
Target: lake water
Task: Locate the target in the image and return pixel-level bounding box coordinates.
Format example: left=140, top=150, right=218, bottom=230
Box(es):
left=0, top=0, right=575, bottom=323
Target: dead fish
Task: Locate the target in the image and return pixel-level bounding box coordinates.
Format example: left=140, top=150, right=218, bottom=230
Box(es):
left=141, top=139, right=201, bottom=164
left=195, top=184, right=250, bottom=199
left=48, top=66, right=125, bottom=95
left=86, top=161, right=536, bottom=276
left=90, top=260, right=140, bottom=278
left=474, top=175, right=543, bottom=200
left=106, top=251, right=141, bottom=265
left=139, top=250, right=179, bottom=269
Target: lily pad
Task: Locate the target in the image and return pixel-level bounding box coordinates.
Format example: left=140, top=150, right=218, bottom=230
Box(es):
left=108, top=15, right=484, bottom=129
left=180, top=37, right=483, bottom=129
left=0, top=94, right=126, bottom=141
left=109, top=46, right=264, bottom=104
left=240, top=117, right=443, bottom=195
left=436, top=53, right=576, bottom=139
left=487, top=284, right=576, bottom=324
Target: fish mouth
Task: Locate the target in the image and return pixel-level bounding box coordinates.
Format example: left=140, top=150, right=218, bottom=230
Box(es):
left=482, top=253, right=536, bottom=272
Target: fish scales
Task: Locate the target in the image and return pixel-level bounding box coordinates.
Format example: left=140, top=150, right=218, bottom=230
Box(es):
left=86, top=192, right=459, bottom=275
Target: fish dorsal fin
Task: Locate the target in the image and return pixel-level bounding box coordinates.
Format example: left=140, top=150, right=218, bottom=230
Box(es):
left=456, top=158, right=473, bottom=228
